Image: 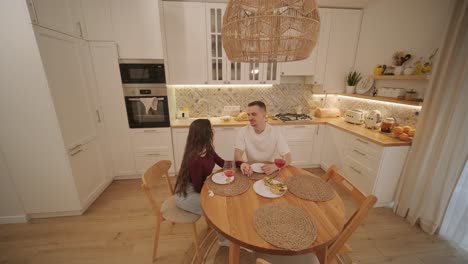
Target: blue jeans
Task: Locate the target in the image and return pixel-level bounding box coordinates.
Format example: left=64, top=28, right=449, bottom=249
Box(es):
left=174, top=183, right=227, bottom=242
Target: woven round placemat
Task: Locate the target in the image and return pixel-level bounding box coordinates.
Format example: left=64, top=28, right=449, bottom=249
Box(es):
left=206, top=169, right=250, bottom=196
left=286, top=175, right=335, bottom=201
left=253, top=203, right=316, bottom=251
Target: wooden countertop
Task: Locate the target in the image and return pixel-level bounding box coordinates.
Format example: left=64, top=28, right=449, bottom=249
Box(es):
left=171, top=117, right=411, bottom=147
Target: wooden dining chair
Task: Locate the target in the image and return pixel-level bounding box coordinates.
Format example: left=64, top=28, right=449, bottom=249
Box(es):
left=320, top=165, right=378, bottom=264
left=141, top=160, right=202, bottom=263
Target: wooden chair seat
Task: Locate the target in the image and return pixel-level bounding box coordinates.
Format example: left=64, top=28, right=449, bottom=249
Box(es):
left=161, top=196, right=201, bottom=224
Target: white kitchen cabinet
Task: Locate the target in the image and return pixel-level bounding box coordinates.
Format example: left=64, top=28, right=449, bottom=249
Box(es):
left=171, top=128, right=189, bottom=174
left=34, top=27, right=97, bottom=150
left=282, top=125, right=320, bottom=167
left=343, top=135, right=409, bottom=207
left=80, top=0, right=114, bottom=41
left=320, top=125, right=348, bottom=172
left=244, top=62, right=281, bottom=84
left=322, top=9, right=362, bottom=93
left=69, top=138, right=107, bottom=206
left=33, top=26, right=109, bottom=214
left=110, top=0, right=164, bottom=59
left=131, top=128, right=175, bottom=175
left=27, top=0, right=86, bottom=38
left=163, top=1, right=208, bottom=84
left=89, top=42, right=136, bottom=177
left=280, top=8, right=329, bottom=78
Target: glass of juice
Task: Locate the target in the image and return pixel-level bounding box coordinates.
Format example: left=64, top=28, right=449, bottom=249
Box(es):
left=223, top=160, right=235, bottom=183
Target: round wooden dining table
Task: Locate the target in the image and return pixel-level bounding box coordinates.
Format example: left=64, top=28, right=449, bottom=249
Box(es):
left=201, top=166, right=346, bottom=264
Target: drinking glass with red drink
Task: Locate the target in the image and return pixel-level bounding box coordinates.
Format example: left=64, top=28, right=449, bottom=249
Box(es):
left=274, top=156, right=286, bottom=171
left=223, top=160, right=235, bottom=183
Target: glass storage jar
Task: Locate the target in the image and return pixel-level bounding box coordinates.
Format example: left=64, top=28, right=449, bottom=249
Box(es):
left=381, top=118, right=395, bottom=133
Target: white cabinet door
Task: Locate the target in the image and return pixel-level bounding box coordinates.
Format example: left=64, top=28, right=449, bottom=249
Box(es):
left=134, top=150, right=173, bottom=174
left=34, top=27, right=97, bottom=150
left=29, top=0, right=85, bottom=38
left=89, top=42, right=136, bottom=176
left=111, top=0, right=164, bottom=59
left=172, top=128, right=189, bottom=174
left=282, top=125, right=316, bottom=167
left=69, top=139, right=106, bottom=206
left=312, top=124, right=326, bottom=165
left=81, top=0, right=114, bottom=41
left=312, top=8, right=332, bottom=86
left=163, top=2, right=208, bottom=84
left=213, top=127, right=239, bottom=161
left=321, top=125, right=348, bottom=172
left=206, top=3, right=226, bottom=84
left=322, top=9, right=362, bottom=93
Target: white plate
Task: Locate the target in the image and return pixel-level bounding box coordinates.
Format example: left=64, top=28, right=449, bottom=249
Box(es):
left=211, top=172, right=235, bottom=185
left=356, top=76, right=374, bottom=94
left=253, top=179, right=287, bottom=198
left=251, top=163, right=265, bottom=173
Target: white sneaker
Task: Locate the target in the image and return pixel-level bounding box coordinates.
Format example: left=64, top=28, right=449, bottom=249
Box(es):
left=218, top=239, right=253, bottom=253
left=218, top=239, right=230, bottom=247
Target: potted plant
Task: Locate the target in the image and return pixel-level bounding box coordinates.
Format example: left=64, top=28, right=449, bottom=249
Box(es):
left=346, top=71, right=362, bottom=94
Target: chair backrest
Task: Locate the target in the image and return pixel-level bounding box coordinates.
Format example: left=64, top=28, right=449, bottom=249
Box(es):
left=322, top=165, right=378, bottom=262
left=141, top=160, right=173, bottom=215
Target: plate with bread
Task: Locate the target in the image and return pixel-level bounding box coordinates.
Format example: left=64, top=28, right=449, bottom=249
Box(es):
left=253, top=177, right=287, bottom=198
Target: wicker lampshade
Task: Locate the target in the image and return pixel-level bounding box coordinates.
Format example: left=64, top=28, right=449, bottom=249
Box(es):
left=222, top=0, right=320, bottom=63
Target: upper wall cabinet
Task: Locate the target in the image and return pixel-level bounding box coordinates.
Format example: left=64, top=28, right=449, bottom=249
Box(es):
left=110, top=0, right=164, bottom=59
left=322, top=9, right=362, bottom=93
left=280, top=8, right=362, bottom=92
left=26, top=0, right=86, bottom=38
left=80, top=0, right=114, bottom=41
left=163, top=1, right=208, bottom=84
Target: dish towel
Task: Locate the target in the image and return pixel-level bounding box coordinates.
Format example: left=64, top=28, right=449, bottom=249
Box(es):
left=139, top=97, right=158, bottom=114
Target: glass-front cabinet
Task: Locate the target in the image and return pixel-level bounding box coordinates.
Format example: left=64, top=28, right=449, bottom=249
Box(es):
left=206, top=3, right=280, bottom=85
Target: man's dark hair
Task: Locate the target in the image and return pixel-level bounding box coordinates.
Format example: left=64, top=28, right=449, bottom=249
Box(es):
left=248, top=101, right=266, bottom=112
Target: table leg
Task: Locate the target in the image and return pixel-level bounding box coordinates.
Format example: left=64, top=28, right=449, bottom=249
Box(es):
left=316, top=246, right=328, bottom=264
left=228, top=242, right=240, bottom=264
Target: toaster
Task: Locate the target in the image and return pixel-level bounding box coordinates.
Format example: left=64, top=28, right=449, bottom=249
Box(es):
left=344, top=109, right=366, bottom=124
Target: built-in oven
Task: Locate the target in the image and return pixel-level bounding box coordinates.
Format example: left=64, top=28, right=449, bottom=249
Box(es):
left=124, top=87, right=170, bottom=128
left=119, top=59, right=166, bottom=88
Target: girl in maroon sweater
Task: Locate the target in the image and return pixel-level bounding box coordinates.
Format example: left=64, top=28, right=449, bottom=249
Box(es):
left=174, top=119, right=224, bottom=215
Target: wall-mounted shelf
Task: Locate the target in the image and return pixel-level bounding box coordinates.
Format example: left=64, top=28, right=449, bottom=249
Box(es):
left=370, top=75, right=429, bottom=80
left=338, top=94, right=423, bottom=106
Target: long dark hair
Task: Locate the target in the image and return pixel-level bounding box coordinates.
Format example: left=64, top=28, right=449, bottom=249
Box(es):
left=174, top=119, right=215, bottom=197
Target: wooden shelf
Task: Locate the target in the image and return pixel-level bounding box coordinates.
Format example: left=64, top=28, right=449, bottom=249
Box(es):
left=338, top=94, right=423, bottom=106
left=370, top=75, right=429, bottom=80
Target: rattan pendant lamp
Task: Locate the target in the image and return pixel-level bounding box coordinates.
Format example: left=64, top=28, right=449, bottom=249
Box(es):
left=222, top=0, right=321, bottom=63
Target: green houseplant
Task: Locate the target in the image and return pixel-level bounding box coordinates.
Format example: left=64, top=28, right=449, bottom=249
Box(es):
left=346, top=71, right=362, bottom=94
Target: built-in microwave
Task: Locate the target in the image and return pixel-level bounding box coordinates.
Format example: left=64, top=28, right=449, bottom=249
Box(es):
left=119, top=59, right=166, bottom=88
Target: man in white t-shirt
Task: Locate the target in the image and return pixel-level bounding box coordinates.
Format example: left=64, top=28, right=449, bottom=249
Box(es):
left=235, top=101, right=292, bottom=176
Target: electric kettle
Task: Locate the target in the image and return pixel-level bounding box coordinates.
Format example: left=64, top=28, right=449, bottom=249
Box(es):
left=365, top=110, right=382, bottom=129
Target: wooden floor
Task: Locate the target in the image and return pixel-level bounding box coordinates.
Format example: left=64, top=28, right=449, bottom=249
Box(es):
left=1, top=168, right=467, bottom=264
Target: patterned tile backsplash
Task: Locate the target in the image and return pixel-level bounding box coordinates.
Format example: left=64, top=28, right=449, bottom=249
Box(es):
left=172, top=84, right=421, bottom=127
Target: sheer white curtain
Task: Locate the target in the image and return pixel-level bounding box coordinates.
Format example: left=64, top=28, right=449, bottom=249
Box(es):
left=394, top=0, right=468, bottom=234
left=440, top=162, right=468, bottom=250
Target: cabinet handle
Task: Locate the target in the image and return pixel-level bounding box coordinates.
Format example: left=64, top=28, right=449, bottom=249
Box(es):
left=96, top=110, right=101, bottom=123
left=26, top=0, right=38, bottom=23
left=222, top=127, right=235, bottom=130
left=146, top=153, right=161, bottom=156
left=77, top=22, right=83, bottom=37
left=316, top=125, right=319, bottom=135
left=70, top=149, right=83, bottom=156
left=353, top=149, right=366, bottom=157
left=350, top=166, right=362, bottom=175
left=204, top=81, right=208, bottom=84
left=68, top=144, right=82, bottom=152
left=143, top=129, right=158, bottom=133
left=294, top=126, right=306, bottom=128
left=356, top=138, right=369, bottom=144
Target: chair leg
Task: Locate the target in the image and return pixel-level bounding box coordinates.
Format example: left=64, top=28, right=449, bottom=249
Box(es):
left=316, top=246, right=328, bottom=264
left=192, top=223, right=201, bottom=264
left=153, top=216, right=163, bottom=262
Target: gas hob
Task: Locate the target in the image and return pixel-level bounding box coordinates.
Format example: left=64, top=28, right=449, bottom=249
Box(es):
left=274, top=113, right=312, bottom=122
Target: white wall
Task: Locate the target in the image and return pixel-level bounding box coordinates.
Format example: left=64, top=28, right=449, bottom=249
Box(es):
left=0, top=149, right=26, bottom=223
left=354, top=0, right=453, bottom=97
left=0, top=1, right=81, bottom=216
